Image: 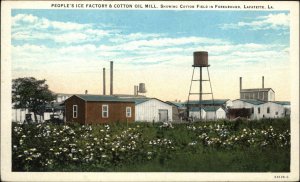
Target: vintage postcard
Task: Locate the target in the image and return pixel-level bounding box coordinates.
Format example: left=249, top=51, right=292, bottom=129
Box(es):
left=1, top=0, right=299, bottom=181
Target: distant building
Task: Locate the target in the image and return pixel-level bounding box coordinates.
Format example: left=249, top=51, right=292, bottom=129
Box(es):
left=165, top=101, right=186, bottom=121
left=189, top=107, right=206, bottom=120
left=189, top=106, right=226, bottom=120
left=64, top=95, right=135, bottom=124
left=240, top=88, right=275, bottom=101
left=231, top=99, right=290, bottom=120
left=56, top=93, right=73, bottom=102
left=44, top=102, right=64, bottom=121
left=239, top=76, right=275, bottom=101
left=184, top=99, right=232, bottom=109
left=271, top=101, right=291, bottom=116
left=133, top=98, right=173, bottom=122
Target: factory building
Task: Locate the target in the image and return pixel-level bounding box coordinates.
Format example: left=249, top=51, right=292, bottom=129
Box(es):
left=239, top=76, right=275, bottom=101
left=64, top=95, right=135, bottom=124
left=231, top=99, right=290, bottom=120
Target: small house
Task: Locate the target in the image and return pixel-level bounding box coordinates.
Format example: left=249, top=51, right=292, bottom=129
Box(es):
left=189, top=107, right=206, bottom=120
left=205, top=106, right=226, bottom=120
left=64, top=95, right=135, bottom=124
left=189, top=106, right=226, bottom=120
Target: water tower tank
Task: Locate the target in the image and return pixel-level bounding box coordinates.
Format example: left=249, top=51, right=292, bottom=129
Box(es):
left=193, top=51, right=208, bottom=67
left=139, top=83, right=146, bottom=93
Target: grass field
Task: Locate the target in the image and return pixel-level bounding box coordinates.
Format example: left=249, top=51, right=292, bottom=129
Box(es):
left=12, top=118, right=290, bottom=172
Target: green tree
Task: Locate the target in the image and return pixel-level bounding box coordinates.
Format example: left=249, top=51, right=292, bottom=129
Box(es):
left=12, top=77, right=57, bottom=122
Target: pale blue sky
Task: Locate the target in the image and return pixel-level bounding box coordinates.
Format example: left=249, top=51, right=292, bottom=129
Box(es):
left=11, top=10, right=291, bottom=101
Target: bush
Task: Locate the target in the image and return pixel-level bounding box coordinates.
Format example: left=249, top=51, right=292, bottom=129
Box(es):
left=12, top=118, right=290, bottom=172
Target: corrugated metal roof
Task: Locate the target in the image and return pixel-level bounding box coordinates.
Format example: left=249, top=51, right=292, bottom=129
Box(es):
left=271, top=101, right=290, bottom=105
left=185, top=99, right=229, bottom=105
left=238, top=99, right=266, bottom=105
left=74, top=94, right=134, bottom=102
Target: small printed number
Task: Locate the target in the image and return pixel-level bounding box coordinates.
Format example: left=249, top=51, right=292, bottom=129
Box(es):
left=274, top=176, right=288, bottom=179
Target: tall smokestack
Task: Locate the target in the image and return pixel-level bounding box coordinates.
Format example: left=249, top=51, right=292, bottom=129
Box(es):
left=134, top=86, right=137, bottom=96
left=240, top=77, right=242, bottom=91
left=262, top=76, right=264, bottom=88
left=103, top=68, right=106, bottom=95
left=110, top=61, right=113, bottom=95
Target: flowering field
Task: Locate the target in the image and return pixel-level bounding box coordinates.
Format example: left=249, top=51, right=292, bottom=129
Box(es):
left=12, top=118, right=290, bottom=172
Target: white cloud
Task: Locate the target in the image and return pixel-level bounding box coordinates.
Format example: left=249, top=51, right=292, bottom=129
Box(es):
left=221, top=13, right=290, bottom=30
left=12, top=14, right=111, bottom=44
left=109, top=32, right=162, bottom=43
left=11, top=13, right=289, bottom=77
left=114, top=36, right=228, bottom=51
left=53, top=32, right=88, bottom=43
left=12, top=14, right=90, bottom=31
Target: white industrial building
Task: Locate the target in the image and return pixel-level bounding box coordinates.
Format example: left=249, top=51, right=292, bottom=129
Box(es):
left=12, top=108, right=40, bottom=123
left=134, top=98, right=173, bottom=122
left=239, top=77, right=275, bottom=101
left=189, top=106, right=226, bottom=121
left=231, top=99, right=290, bottom=120
left=56, top=93, right=73, bottom=102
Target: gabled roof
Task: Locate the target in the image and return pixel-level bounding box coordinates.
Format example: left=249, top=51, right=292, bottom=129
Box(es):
left=240, top=88, right=275, bottom=93
left=131, top=98, right=152, bottom=105
left=270, top=101, right=290, bottom=105
left=129, top=97, right=169, bottom=105
left=72, top=94, right=134, bottom=102
left=184, top=99, right=229, bottom=105
left=234, top=99, right=266, bottom=105
left=166, top=101, right=185, bottom=108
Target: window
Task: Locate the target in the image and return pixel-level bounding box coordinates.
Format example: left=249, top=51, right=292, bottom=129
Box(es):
left=73, top=105, right=78, bottom=118
left=267, top=107, right=270, bottom=113
left=102, top=105, right=109, bottom=118
left=126, top=107, right=132, bottom=118
left=276, top=112, right=278, bottom=115
left=258, top=107, right=260, bottom=114
left=251, top=107, right=254, bottom=114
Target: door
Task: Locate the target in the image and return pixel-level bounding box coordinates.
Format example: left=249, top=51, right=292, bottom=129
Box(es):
left=159, top=109, right=168, bottom=122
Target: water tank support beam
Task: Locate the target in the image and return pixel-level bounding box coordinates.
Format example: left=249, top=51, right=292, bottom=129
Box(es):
left=187, top=51, right=216, bottom=122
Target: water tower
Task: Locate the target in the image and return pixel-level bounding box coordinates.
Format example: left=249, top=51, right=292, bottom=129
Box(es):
left=134, top=83, right=147, bottom=96
left=187, top=51, right=215, bottom=121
